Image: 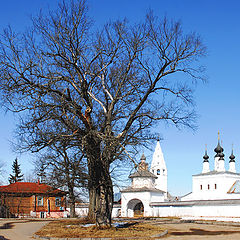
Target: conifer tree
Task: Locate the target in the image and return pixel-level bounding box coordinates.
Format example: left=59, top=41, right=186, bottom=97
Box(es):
left=9, top=158, right=24, bottom=183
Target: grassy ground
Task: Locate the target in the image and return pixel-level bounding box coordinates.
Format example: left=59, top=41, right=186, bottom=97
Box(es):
left=35, top=219, right=165, bottom=239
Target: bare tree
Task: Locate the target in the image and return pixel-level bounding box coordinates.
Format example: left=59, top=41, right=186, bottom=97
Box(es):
left=35, top=142, right=88, bottom=218
left=0, top=0, right=206, bottom=227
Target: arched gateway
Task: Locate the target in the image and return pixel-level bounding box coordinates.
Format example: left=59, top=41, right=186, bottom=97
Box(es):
left=121, top=153, right=166, bottom=217
left=127, top=199, right=144, bottom=217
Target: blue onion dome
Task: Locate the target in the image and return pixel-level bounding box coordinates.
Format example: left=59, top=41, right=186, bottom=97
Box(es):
left=229, top=150, right=235, bottom=162
left=203, top=150, right=209, bottom=162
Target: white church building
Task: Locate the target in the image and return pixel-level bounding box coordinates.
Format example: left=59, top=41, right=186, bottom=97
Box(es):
left=121, top=135, right=240, bottom=221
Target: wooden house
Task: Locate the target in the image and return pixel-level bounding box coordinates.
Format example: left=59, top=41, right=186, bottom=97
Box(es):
left=0, top=181, right=67, bottom=218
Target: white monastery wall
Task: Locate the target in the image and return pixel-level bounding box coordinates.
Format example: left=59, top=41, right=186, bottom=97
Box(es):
left=150, top=197, right=240, bottom=219
left=189, top=174, right=240, bottom=200
left=67, top=204, right=121, bottom=218
left=152, top=206, right=192, bottom=217
left=150, top=192, right=165, bottom=202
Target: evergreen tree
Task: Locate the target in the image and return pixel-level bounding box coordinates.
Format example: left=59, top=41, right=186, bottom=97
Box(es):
left=9, top=158, right=24, bottom=183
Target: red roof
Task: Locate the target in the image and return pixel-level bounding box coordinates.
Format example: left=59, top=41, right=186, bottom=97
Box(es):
left=0, top=182, right=66, bottom=195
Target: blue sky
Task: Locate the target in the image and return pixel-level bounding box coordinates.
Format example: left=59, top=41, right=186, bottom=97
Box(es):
left=1, top=0, right=240, bottom=196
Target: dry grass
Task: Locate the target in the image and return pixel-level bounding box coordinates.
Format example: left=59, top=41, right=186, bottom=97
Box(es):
left=35, top=219, right=165, bottom=239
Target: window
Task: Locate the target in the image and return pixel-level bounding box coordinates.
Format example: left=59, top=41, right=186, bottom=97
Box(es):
left=215, top=184, right=217, bottom=189
left=208, top=184, right=210, bottom=190
left=37, top=196, right=44, bottom=206
left=200, top=185, right=202, bottom=190
left=55, top=197, right=61, bottom=207
left=157, top=169, right=160, bottom=175
left=163, top=169, right=165, bottom=175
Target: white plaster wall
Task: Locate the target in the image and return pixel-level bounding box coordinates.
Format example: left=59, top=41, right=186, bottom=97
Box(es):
left=202, top=162, right=210, bottom=173
left=66, top=205, right=121, bottom=218
left=132, top=177, right=154, bottom=188
left=71, top=202, right=240, bottom=220
left=155, top=175, right=167, bottom=193
left=229, top=162, right=236, bottom=173
left=150, top=192, right=165, bottom=202
left=214, top=156, right=220, bottom=170
left=112, top=206, right=121, bottom=217
left=71, top=207, right=88, bottom=217
left=192, top=205, right=240, bottom=218
left=191, top=174, right=240, bottom=200
left=151, top=200, right=240, bottom=219
left=121, top=191, right=158, bottom=217
left=152, top=206, right=192, bottom=217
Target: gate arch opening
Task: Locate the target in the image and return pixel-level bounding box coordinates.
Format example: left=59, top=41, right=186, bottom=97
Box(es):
left=134, top=201, right=144, bottom=217
left=127, top=199, right=144, bottom=217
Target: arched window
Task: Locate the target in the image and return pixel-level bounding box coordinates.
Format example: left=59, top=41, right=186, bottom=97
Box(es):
left=208, top=184, right=210, bottom=190
left=157, top=169, right=160, bottom=175
left=200, top=185, right=202, bottom=190
left=163, top=169, right=165, bottom=175
left=215, top=184, right=217, bottom=189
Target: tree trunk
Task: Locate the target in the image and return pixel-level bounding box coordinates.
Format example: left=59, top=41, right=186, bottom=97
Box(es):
left=68, top=187, right=76, bottom=218
left=85, top=136, right=113, bottom=228
left=69, top=201, right=76, bottom=218
left=88, top=166, right=113, bottom=228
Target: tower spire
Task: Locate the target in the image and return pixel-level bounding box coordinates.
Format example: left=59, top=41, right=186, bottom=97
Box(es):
left=214, top=132, right=224, bottom=171
left=203, top=144, right=209, bottom=162
left=229, top=145, right=235, bottom=162
left=150, top=140, right=167, bottom=192
left=202, top=144, right=210, bottom=173
left=214, top=132, right=223, bottom=156
left=229, top=143, right=236, bottom=173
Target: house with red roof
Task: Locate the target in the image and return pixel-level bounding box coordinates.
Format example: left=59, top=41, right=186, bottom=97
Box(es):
left=0, top=181, right=67, bottom=218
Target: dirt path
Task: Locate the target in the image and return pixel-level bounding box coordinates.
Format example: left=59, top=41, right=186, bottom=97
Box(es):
left=0, top=219, right=49, bottom=240
left=160, top=221, right=240, bottom=239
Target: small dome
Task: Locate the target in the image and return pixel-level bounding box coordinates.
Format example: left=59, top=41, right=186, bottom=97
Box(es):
left=138, top=153, right=148, bottom=171
left=229, top=150, right=235, bottom=162
left=203, top=150, right=209, bottom=162
left=214, top=141, right=223, bottom=154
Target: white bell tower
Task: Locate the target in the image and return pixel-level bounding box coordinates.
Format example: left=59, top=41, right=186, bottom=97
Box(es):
left=150, top=140, right=167, bottom=193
